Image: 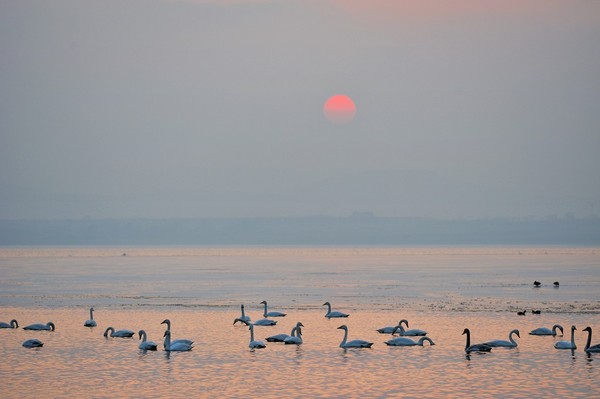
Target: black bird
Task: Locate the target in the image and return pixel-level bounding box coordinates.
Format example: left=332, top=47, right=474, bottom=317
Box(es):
left=533, top=281, right=541, bottom=287
left=532, top=310, right=541, bottom=315
left=517, top=310, right=527, bottom=316
left=553, top=281, right=559, bottom=287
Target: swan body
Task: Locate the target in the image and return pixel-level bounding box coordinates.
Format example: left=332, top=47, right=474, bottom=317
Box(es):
left=529, top=324, right=564, bottom=336
left=463, top=328, right=492, bottom=353
left=234, top=318, right=277, bottom=327
left=236, top=304, right=251, bottom=323
left=260, top=301, right=286, bottom=317
left=267, top=322, right=304, bottom=343
left=483, top=329, right=520, bottom=348
left=104, top=327, right=134, bottom=338
left=284, top=325, right=303, bottom=345
left=22, top=339, right=44, bottom=348
left=377, top=319, right=409, bottom=334
left=138, top=330, right=158, bottom=350
left=163, top=330, right=193, bottom=351
left=160, top=319, right=193, bottom=347
left=385, top=336, right=435, bottom=346
left=23, top=322, right=55, bottom=331
left=248, top=324, right=266, bottom=350
left=0, top=319, right=18, bottom=329
left=583, top=327, right=600, bottom=353
left=391, top=325, right=428, bottom=337
left=337, top=325, right=373, bottom=348
left=84, top=307, right=97, bottom=327
left=323, top=302, right=349, bottom=318
left=554, top=325, right=577, bottom=350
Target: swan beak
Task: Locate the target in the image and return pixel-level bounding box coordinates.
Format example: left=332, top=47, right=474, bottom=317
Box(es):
left=337, top=325, right=345, bottom=330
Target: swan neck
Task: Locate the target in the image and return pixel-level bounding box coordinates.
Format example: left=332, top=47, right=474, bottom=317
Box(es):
left=465, top=330, right=471, bottom=349
left=89, top=308, right=94, bottom=320
left=262, top=303, right=268, bottom=317
left=250, top=325, right=255, bottom=342
left=571, top=327, right=576, bottom=346
left=326, top=303, right=332, bottom=313
left=340, top=328, right=348, bottom=347
left=585, top=329, right=592, bottom=350
left=509, top=331, right=517, bottom=344
left=164, top=333, right=171, bottom=350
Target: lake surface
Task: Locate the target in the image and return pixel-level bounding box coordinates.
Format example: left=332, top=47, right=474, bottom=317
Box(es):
left=1, top=246, right=599, bottom=398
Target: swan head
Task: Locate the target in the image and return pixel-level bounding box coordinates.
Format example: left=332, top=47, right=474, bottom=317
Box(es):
left=462, top=328, right=470, bottom=335
left=138, top=330, right=145, bottom=340
left=297, top=322, right=305, bottom=328
left=160, top=319, right=170, bottom=325
left=322, top=302, right=330, bottom=306
left=337, top=325, right=348, bottom=331
left=513, top=329, right=521, bottom=338
left=583, top=326, right=592, bottom=333
left=233, top=318, right=250, bottom=326
left=104, top=327, right=114, bottom=337
left=399, top=319, right=409, bottom=327
left=260, top=300, right=267, bottom=305
left=571, top=325, right=577, bottom=331
left=48, top=322, right=56, bottom=331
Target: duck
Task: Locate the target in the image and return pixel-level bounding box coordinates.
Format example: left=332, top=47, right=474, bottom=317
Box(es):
left=84, top=307, right=97, bottom=327
left=266, top=322, right=304, bottom=342
left=483, top=329, right=520, bottom=348
left=582, top=327, right=600, bottom=353
left=0, top=319, right=18, bottom=329
left=284, top=325, right=303, bottom=345
left=236, top=304, right=251, bottom=323
left=23, top=322, right=55, bottom=331
left=138, top=330, right=158, bottom=350
left=554, top=325, right=577, bottom=349
left=376, top=319, right=409, bottom=334
left=22, top=339, right=44, bottom=348
left=260, top=300, right=286, bottom=317
left=163, top=330, right=193, bottom=351
left=160, top=319, right=194, bottom=347
left=462, top=328, right=492, bottom=353
left=247, top=324, right=266, bottom=350
left=533, top=281, right=541, bottom=287
left=529, top=324, right=564, bottom=336
left=532, top=310, right=541, bottom=315
left=390, top=324, right=428, bottom=337
left=103, top=327, right=135, bottom=338
left=553, top=281, right=560, bottom=287
left=323, top=302, right=349, bottom=318
left=385, top=336, right=435, bottom=347
left=517, top=310, right=526, bottom=316
left=337, top=325, right=373, bottom=348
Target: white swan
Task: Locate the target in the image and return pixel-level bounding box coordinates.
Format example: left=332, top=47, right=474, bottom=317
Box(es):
left=22, top=339, right=44, bottom=348
left=582, top=326, right=600, bottom=353
left=138, top=330, right=158, bottom=351
left=529, top=324, right=564, bottom=336
left=104, top=327, right=134, bottom=338
left=84, top=307, right=97, bottom=327
left=377, top=319, right=408, bottom=334
left=234, top=317, right=277, bottom=327
left=236, top=304, right=251, bottom=323
left=260, top=300, right=286, bottom=317
left=266, top=322, right=304, bottom=342
left=323, top=302, right=349, bottom=318
left=462, top=328, right=492, bottom=353
left=337, top=325, right=373, bottom=348
left=160, top=319, right=193, bottom=347
left=483, top=329, right=520, bottom=348
left=391, top=324, right=428, bottom=337
left=0, top=319, right=18, bottom=329
left=554, top=325, right=577, bottom=349
left=385, top=336, right=435, bottom=346
left=284, top=324, right=303, bottom=345
left=23, top=322, right=55, bottom=331
left=248, top=324, right=266, bottom=350
left=163, top=330, right=193, bottom=351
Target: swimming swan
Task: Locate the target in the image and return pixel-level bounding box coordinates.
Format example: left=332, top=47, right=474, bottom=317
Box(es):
left=234, top=318, right=277, bottom=327
left=582, top=327, right=600, bottom=353
left=462, top=328, right=492, bottom=353
left=138, top=330, right=158, bottom=350
left=323, top=302, right=349, bottom=318
left=337, top=325, right=373, bottom=348
left=554, top=325, right=577, bottom=350
left=266, top=322, right=304, bottom=342
left=483, top=329, right=520, bottom=348
left=163, top=330, right=193, bottom=351
left=104, top=327, right=134, bottom=338
left=377, top=319, right=408, bottom=334
left=160, top=319, right=193, bottom=347
left=84, top=307, right=97, bottom=327
left=248, top=324, right=266, bottom=350
left=236, top=304, right=251, bottom=323
left=529, top=324, right=564, bottom=336
left=391, top=324, right=428, bottom=337
left=284, top=325, right=303, bottom=345
left=23, top=322, right=55, bottom=331
left=22, top=339, right=44, bottom=348
left=385, top=336, right=435, bottom=346
left=260, top=301, right=286, bottom=317
left=0, top=319, right=18, bottom=329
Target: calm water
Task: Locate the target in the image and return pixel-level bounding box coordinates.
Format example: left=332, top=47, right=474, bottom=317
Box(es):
left=1, top=247, right=599, bottom=398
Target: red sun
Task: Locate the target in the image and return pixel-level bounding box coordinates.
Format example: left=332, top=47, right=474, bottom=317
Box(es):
left=323, top=94, right=356, bottom=124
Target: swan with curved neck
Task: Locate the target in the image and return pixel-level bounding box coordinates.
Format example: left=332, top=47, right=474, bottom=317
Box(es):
left=582, top=327, right=600, bottom=353
left=284, top=324, right=303, bottom=345
left=385, top=336, right=435, bottom=346
left=323, top=302, right=349, bottom=318
left=377, top=319, right=408, bottom=334
left=267, top=322, right=304, bottom=342
left=104, top=327, right=134, bottom=338
left=234, top=317, right=277, bottom=327
left=160, top=319, right=193, bottom=347
left=260, top=301, right=286, bottom=317
left=462, top=328, right=492, bottom=352
left=84, top=307, right=97, bottom=327
left=0, top=319, right=18, bottom=329
left=529, top=324, right=564, bottom=336
left=23, top=322, right=55, bottom=331
left=554, top=325, right=577, bottom=349
left=391, top=324, right=428, bottom=337
left=237, top=304, right=251, bottom=323
left=337, top=325, right=373, bottom=348
left=163, top=330, right=193, bottom=351
left=483, top=329, right=520, bottom=348
left=138, top=330, right=158, bottom=350
left=248, top=324, right=266, bottom=350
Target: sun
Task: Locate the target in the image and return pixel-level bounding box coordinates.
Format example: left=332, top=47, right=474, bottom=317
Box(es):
left=323, top=94, right=356, bottom=124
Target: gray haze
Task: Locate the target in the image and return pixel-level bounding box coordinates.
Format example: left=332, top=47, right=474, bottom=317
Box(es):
left=1, top=0, right=599, bottom=220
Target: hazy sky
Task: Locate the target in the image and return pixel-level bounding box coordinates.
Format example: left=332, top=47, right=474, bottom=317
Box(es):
left=1, top=0, right=599, bottom=220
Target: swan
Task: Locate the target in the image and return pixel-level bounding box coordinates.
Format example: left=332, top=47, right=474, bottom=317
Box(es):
left=234, top=317, right=277, bottom=327
left=462, top=328, right=492, bottom=353
left=23, top=322, right=55, bottom=331
left=554, top=325, right=577, bottom=349
left=391, top=324, right=428, bottom=337
left=284, top=325, right=303, bottom=345
left=376, top=319, right=408, bottom=334
left=385, top=336, right=435, bottom=346
left=266, top=322, right=304, bottom=342
left=529, top=324, right=564, bottom=336
left=138, top=330, right=158, bottom=351
left=0, top=319, right=18, bottom=329
left=160, top=319, right=193, bottom=347
left=323, top=302, right=349, bottom=318
left=104, top=327, right=134, bottom=338
left=84, top=307, right=97, bottom=327
left=247, top=324, right=266, bottom=350
left=260, top=300, right=286, bottom=317
left=236, top=304, right=251, bottom=323
left=22, top=339, right=44, bottom=348
left=337, top=325, right=373, bottom=348
left=163, top=330, right=193, bottom=351
left=582, top=327, right=600, bottom=353
left=483, top=329, right=520, bottom=348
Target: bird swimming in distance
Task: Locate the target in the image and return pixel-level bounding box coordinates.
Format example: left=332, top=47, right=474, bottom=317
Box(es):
left=266, top=322, right=304, bottom=342
left=532, top=310, right=541, bottom=315
left=553, top=281, right=560, bottom=287
left=138, top=330, right=158, bottom=351
left=391, top=324, right=428, bottom=337
left=376, top=319, right=409, bottom=334
left=323, top=302, right=349, bottom=318
left=103, top=327, right=134, bottom=338
left=236, top=304, right=251, bottom=323
left=533, top=281, right=541, bottom=287
left=23, top=322, right=55, bottom=331
left=554, top=325, right=577, bottom=350
left=385, top=336, right=435, bottom=347
left=22, top=339, right=44, bottom=348
left=0, top=319, right=18, bottom=329
left=163, top=330, right=193, bottom=351
left=84, top=307, right=97, bottom=327
left=529, top=324, right=564, bottom=336
left=234, top=317, right=277, bottom=327
left=337, top=325, right=373, bottom=348
left=483, top=329, right=520, bottom=348
left=517, top=310, right=526, bottom=316
left=247, top=324, right=266, bottom=350
left=260, top=300, right=286, bottom=317
left=582, top=327, right=600, bottom=353
left=284, top=324, right=303, bottom=345
left=462, top=328, right=492, bottom=353
left=160, top=319, right=194, bottom=347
